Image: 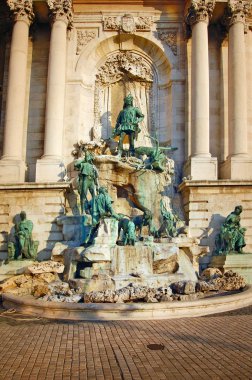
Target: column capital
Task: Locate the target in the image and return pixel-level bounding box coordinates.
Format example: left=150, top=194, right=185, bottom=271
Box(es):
left=47, top=0, right=73, bottom=29
left=186, top=0, right=216, bottom=28
left=7, top=0, right=34, bottom=25
left=224, top=0, right=251, bottom=28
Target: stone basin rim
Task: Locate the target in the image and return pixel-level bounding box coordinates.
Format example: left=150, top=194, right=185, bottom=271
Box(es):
left=2, top=286, right=252, bottom=320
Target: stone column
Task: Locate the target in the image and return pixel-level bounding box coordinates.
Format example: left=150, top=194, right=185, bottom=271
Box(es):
left=221, top=0, right=252, bottom=180
left=0, top=0, right=34, bottom=183
left=36, top=0, right=73, bottom=182
left=184, top=0, right=217, bottom=180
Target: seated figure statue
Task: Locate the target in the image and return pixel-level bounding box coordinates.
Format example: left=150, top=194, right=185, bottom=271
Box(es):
left=215, top=205, right=246, bottom=255
left=8, top=211, right=39, bottom=260
left=84, top=187, right=120, bottom=244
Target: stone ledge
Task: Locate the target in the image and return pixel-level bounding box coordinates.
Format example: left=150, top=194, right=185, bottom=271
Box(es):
left=2, top=286, right=252, bottom=321
left=0, top=183, right=71, bottom=190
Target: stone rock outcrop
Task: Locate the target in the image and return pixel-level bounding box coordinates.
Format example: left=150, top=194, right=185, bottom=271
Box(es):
left=84, top=284, right=173, bottom=303
left=171, top=280, right=197, bottom=295
left=28, top=261, right=64, bottom=274
left=198, top=271, right=246, bottom=292
left=200, top=267, right=223, bottom=280
left=153, top=253, right=179, bottom=274
left=0, top=272, right=59, bottom=297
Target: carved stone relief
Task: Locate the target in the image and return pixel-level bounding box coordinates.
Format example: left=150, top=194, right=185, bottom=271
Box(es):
left=76, top=29, right=97, bottom=55
left=96, top=51, right=153, bottom=85
left=226, top=0, right=251, bottom=27
left=103, top=14, right=153, bottom=32
left=158, top=30, right=177, bottom=56
left=7, top=0, right=34, bottom=23
left=185, top=0, right=216, bottom=37
left=47, top=0, right=73, bottom=29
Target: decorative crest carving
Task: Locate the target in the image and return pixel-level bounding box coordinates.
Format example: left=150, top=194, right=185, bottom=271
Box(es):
left=121, top=14, right=136, bottom=33
left=224, top=0, right=251, bottom=27
left=76, top=29, right=96, bottom=54
left=158, top=30, right=177, bottom=55
left=103, top=14, right=153, bottom=32
left=96, top=51, right=153, bottom=85
left=7, top=0, right=34, bottom=23
left=47, top=0, right=73, bottom=29
left=186, top=0, right=216, bottom=26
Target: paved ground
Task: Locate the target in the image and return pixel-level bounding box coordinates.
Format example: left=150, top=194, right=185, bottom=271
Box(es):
left=0, top=306, right=252, bottom=380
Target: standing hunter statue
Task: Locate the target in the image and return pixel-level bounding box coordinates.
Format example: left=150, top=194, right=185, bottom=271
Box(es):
left=112, top=94, right=144, bottom=157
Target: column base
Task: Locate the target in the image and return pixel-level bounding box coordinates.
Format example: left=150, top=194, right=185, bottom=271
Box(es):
left=0, top=159, right=26, bottom=183
left=220, top=156, right=252, bottom=180
left=184, top=156, right=218, bottom=180
left=36, top=159, right=65, bottom=182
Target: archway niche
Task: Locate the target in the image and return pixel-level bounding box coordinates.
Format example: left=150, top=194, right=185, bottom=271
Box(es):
left=75, top=35, right=172, bottom=147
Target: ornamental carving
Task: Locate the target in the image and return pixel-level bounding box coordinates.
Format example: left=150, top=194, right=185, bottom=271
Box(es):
left=103, top=14, right=153, bottom=32
left=158, top=30, right=177, bottom=55
left=76, top=30, right=96, bottom=54
left=47, top=0, right=73, bottom=29
left=225, top=0, right=251, bottom=27
left=7, top=0, right=34, bottom=23
left=186, top=0, right=216, bottom=26
left=96, top=51, right=153, bottom=85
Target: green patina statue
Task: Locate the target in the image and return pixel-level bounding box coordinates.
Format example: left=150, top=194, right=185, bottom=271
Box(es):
left=74, top=151, right=99, bottom=214
left=118, top=218, right=136, bottom=246
left=215, top=205, right=246, bottom=255
left=158, top=200, right=178, bottom=238
left=91, top=186, right=120, bottom=226
left=112, top=94, right=144, bottom=157
left=8, top=211, right=39, bottom=260
left=85, top=186, right=120, bottom=244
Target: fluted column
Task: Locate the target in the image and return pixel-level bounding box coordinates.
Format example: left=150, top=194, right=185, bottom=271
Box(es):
left=184, top=0, right=217, bottom=180
left=36, top=0, right=73, bottom=182
left=0, top=0, right=34, bottom=183
left=220, top=0, right=252, bottom=180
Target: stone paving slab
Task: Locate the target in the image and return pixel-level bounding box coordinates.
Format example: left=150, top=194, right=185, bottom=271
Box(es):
left=0, top=306, right=252, bottom=379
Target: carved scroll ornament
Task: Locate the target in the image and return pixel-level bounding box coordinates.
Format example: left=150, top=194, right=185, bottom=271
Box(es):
left=96, top=51, right=153, bottom=85
left=76, top=30, right=96, bottom=54
left=103, top=14, right=153, bottom=32
left=158, top=30, right=177, bottom=55
left=7, top=0, right=34, bottom=23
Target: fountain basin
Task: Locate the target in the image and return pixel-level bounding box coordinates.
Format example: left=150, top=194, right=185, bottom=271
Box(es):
left=2, top=286, right=252, bottom=321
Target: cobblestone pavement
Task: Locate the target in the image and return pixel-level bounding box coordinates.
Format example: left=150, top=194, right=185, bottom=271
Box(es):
left=0, top=306, right=252, bottom=380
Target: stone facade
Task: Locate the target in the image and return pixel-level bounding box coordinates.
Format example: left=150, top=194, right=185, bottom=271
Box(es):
left=0, top=1, right=251, bottom=265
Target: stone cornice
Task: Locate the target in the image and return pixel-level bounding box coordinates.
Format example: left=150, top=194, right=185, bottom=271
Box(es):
left=7, top=0, right=34, bottom=24
left=47, top=0, right=73, bottom=29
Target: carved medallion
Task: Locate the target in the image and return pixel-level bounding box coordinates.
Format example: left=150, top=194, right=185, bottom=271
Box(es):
left=121, top=14, right=136, bottom=33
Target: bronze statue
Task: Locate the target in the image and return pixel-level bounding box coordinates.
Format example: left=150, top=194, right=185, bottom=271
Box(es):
left=158, top=201, right=178, bottom=238
left=74, top=151, right=99, bottom=214
left=118, top=218, right=136, bottom=246
left=84, top=187, right=120, bottom=244
left=8, top=211, right=39, bottom=260
left=215, top=205, right=246, bottom=255
left=112, top=94, right=144, bottom=157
